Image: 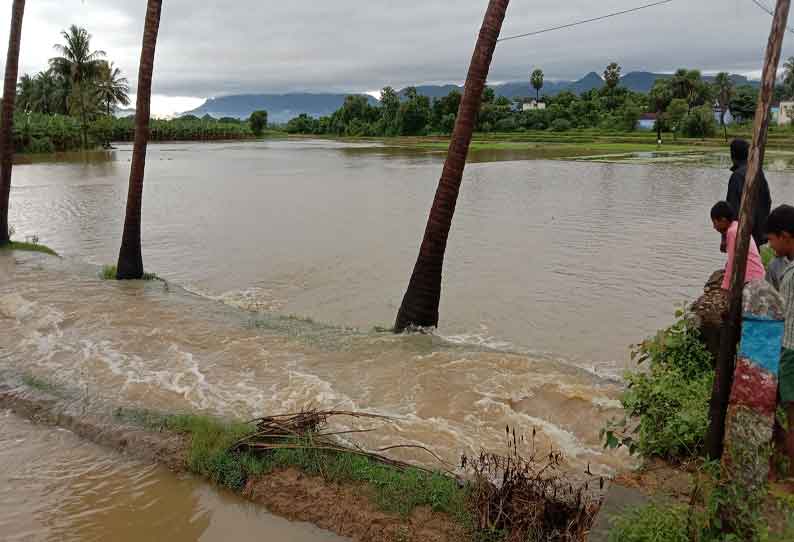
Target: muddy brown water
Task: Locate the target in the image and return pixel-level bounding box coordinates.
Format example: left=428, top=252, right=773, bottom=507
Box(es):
left=0, top=410, right=347, bottom=541
left=4, top=139, right=793, bottom=537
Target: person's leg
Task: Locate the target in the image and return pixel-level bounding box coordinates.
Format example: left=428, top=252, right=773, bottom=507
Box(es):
left=779, top=350, right=794, bottom=477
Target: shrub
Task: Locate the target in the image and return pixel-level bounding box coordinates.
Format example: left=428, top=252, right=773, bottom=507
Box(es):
left=25, top=137, right=55, bottom=154
left=608, top=503, right=689, bottom=542
left=550, top=118, right=572, bottom=132
left=683, top=105, right=717, bottom=138
left=603, top=310, right=714, bottom=460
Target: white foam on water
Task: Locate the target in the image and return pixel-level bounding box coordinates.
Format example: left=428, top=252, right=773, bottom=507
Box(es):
left=182, top=283, right=285, bottom=314
left=472, top=396, right=601, bottom=465
left=439, top=331, right=515, bottom=352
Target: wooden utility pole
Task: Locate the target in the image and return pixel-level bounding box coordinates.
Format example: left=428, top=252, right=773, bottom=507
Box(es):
left=705, top=0, right=791, bottom=460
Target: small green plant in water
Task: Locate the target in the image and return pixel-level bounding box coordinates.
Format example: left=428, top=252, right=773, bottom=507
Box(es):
left=100, top=265, right=159, bottom=281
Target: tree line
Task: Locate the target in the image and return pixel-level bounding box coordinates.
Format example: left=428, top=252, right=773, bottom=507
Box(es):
left=11, top=24, right=269, bottom=153
left=284, top=63, right=773, bottom=139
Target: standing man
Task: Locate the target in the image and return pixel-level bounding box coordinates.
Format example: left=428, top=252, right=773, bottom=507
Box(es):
left=725, top=138, right=772, bottom=250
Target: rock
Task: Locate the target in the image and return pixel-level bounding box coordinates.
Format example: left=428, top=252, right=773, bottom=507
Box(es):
left=690, top=269, right=729, bottom=363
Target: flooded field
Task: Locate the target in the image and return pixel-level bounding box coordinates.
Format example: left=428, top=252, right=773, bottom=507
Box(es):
left=4, top=138, right=792, bottom=536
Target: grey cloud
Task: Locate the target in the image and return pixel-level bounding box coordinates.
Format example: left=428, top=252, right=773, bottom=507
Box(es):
left=1, top=0, right=792, bottom=97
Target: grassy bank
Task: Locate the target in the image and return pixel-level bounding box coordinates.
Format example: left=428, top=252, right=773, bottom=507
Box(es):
left=0, top=241, right=58, bottom=256
left=117, top=409, right=468, bottom=519
left=109, top=405, right=600, bottom=541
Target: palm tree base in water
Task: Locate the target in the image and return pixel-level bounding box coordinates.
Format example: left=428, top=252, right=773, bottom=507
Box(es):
left=394, top=0, right=510, bottom=333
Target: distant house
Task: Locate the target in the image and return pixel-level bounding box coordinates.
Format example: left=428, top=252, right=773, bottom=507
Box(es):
left=522, top=99, right=546, bottom=112
left=637, top=113, right=658, bottom=130
left=713, top=105, right=735, bottom=125
left=778, top=101, right=794, bottom=125
left=771, top=105, right=781, bottom=124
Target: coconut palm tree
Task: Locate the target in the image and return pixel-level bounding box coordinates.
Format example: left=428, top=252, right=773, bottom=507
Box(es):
left=116, top=0, right=163, bottom=280
left=50, top=25, right=106, bottom=148
left=0, top=0, right=25, bottom=246
left=714, top=72, right=734, bottom=141
left=16, top=73, right=34, bottom=112
left=394, top=0, right=510, bottom=332
left=95, top=61, right=130, bottom=116
left=32, top=70, right=60, bottom=115
left=531, top=69, right=544, bottom=101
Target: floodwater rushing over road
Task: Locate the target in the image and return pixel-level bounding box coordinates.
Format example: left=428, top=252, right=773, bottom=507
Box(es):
left=4, top=139, right=792, bottom=535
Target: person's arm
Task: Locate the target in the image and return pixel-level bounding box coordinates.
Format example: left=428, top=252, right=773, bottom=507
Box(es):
left=722, top=227, right=737, bottom=290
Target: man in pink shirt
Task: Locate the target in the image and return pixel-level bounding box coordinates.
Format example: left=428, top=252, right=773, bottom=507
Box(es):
left=712, top=201, right=766, bottom=290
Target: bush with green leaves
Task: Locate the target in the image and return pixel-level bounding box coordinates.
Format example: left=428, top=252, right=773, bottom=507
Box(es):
left=603, top=310, right=714, bottom=460
left=608, top=503, right=690, bottom=542
left=682, top=105, right=717, bottom=138
left=550, top=118, right=572, bottom=132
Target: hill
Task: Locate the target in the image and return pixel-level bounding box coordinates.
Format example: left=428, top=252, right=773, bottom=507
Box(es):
left=182, top=93, right=378, bottom=123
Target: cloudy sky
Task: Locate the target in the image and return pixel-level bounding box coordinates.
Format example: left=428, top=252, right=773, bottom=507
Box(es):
left=0, top=0, right=792, bottom=115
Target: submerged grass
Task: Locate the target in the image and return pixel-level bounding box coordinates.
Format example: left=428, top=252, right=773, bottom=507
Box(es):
left=1, top=241, right=58, bottom=256
left=20, top=374, right=70, bottom=399
left=100, top=265, right=159, bottom=281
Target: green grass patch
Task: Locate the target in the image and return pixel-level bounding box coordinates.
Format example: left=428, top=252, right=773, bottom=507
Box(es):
left=100, top=265, right=159, bottom=281
left=1, top=241, right=58, bottom=256
left=608, top=503, right=690, bottom=542
left=114, top=409, right=468, bottom=519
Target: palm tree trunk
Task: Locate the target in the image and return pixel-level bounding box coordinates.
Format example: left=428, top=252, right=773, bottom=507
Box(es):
left=116, top=0, right=162, bottom=280
left=0, top=0, right=25, bottom=246
left=394, top=0, right=510, bottom=332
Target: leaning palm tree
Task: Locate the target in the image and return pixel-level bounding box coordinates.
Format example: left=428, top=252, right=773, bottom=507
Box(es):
left=116, top=0, right=163, bottom=280
left=0, top=0, right=25, bottom=246
left=394, top=0, right=510, bottom=332
left=50, top=25, right=106, bottom=148
left=95, top=61, right=130, bottom=116
left=714, top=72, right=734, bottom=141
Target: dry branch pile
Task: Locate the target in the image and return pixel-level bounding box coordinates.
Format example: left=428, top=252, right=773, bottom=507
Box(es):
left=462, top=427, right=602, bottom=542
left=233, top=409, right=447, bottom=473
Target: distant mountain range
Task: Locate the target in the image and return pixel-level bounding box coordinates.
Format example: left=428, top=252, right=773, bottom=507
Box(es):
left=180, top=71, right=759, bottom=123
left=404, top=71, right=757, bottom=100
left=183, top=93, right=378, bottom=123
